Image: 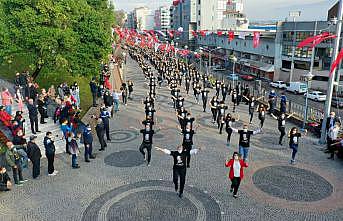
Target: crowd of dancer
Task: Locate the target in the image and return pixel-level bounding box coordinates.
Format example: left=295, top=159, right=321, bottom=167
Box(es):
left=126, top=44, right=312, bottom=198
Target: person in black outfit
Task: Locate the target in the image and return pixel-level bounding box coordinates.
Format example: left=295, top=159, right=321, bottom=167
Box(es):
left=27, top=99, right=40, bottom=134
left=37, top=95, right=47, bottom=124
left=138, top=124, right=155, bottom=166
left=181, top=124, right=196, bottom=168
left=0, top=167, right=12, bottom=191
left=210, top=96, right=219, bottom=123
left=225, top=113, right=239, bottom=146
left=27, top=136, right=42, bottom=179
left=221, top=83, right=228, bottom=101
left=89, top=78, right=98, bottom=107
left=272, top=113, right=293, bottom=145
left=83, top=125, right=96, bottom=162
left=43, top=132, right=57, bottom=176
left=155, top=146, right=200, bottom=198
left=100, top=107, right=111, bottom=141
left=217, top=101, right=228, bottom=130
left=95, top=118, right=107, bottom=151
left=201, top=88, right=209, bottom=112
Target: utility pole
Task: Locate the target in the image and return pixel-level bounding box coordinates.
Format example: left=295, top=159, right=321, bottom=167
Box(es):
left=289, top=11, right=301, bottom=83
left=320, top=0, right=343, bottom=143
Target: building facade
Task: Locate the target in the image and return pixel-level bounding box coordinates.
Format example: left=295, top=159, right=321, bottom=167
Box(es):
left=221, top=0, right=249, bottom=30
left=154, top=6, right=171, bottom=31
left=196, top=0, right=226, bottom=31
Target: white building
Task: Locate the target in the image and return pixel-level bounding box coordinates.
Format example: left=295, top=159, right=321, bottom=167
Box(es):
left=154, top=6, right=171, bottom=31
left=221, top=0, right=249, bottom=30
left=133, top=7, right=154, bottom=31
left=196, top=0, right=226, bottom=31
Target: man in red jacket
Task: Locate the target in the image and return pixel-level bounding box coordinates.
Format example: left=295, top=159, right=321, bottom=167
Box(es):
left=225, top=152, right=248, bottom=198
left=0, top=105, right=13, bottom=127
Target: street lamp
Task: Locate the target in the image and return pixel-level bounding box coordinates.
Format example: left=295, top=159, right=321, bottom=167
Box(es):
left=302, top=72, right=314, bottom=131
left=207, top=47, right=222, bottom=75
left=230, top=54, right=238, bottom=87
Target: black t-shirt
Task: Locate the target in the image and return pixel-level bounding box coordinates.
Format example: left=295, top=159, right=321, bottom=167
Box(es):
left=289, top=133, right=301, bottom=146
left=144, top=100, right=154, bottom=109
left=238, top=130, right=254, bottom=147
left=170, top=150, right=188, bottom=168
left=278, top=117, right=286, bottom=128
left=145, top=108, right=156, bottom=118
left=140, top=129, right=155, bottom=144
left=177, top=98, right=184, bottom=108
left=201, top=90, right=209, bottom=99
left=184, top=117, right=195, bottom=128
left=178, top=109, right=188, bottom=119
left=211, top=100, right=218, bottom=109
left=182, top=129, right=195, bottom=145
left=217, top=105, right=228, bottom=116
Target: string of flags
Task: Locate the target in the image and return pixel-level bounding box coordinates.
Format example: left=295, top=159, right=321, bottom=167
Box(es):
left=113, top=27, right=339, bottom=75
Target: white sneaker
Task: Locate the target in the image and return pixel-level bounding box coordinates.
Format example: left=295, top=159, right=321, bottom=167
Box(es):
left=54, top=170, right=59, bottom=174
left=48, top=173, right=56, bottom=176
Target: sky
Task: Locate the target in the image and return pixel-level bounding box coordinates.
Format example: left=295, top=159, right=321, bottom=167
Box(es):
left=114, top=0, right=338, bottom=22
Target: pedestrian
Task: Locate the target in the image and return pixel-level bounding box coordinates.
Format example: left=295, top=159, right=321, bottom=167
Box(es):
left=37, top=95, right=47, bottom=124
left=327, top=122, right=340, bottom=160
left=137, top=123, right=155, bottom=166
left=221, top=83, right=228, bottom=101
left=27, top=98, right=40, bottom=134
left=68, top=133, right=80, bottom=169
left=5, top=141, right=27, bottom=186
left=1, top=87, right=13, bottom=115
left=43, top=132, right=58, bottom=176
left=89, top=77, right=98, bottom=107
left=225, top=113, right=239, bottom=147
left=268, top=89, right=277, bottom=114
left=100, top=107, right=111, bottom=141
left=325, top=112, right=341, bottom=151
left=155, top=145, right=200, bottom=198
left=128, top=80, right=134, bottom=99
left=121, top=83, right=128, bottom=106
left=231, top=124, right=261, bottom=162
left=272, top=113, right=294, bottom=145
left=95, top=118, right=107, bottom=151
left=225, top=152, right=248, bottom=198
left=83, top=124, right=96, bottom=162
left=210, top=96, right=219, bottom=123
left=280, top=93, right=287, bottom=113
left=217, top=101, right=228, bottom=130
left=231, top=89, right=238, bottom=112
left=27, top=135, right=42, bottom=179
left=61, top=119, right=72, bottom=154
left=201, top=88, right=209, bottom=112
left=257, top=104, right=266, bottom=128
left=112, top=90, right=121, bottom=113
left=288, top=127, right=307, bottom=164
left=0, top=166, right=12, bottom=191
left=15, top=87, right=24, bottom=112
left=181, top=124, right=196, bottom=168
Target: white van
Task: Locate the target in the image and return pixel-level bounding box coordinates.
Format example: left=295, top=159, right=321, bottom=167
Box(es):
left=286, top=82, right=307, bottom=94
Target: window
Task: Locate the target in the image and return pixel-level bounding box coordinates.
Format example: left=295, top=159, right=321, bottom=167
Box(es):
left=266, top=45, right=269, bottom=50
left=244, top=42, right=246, bottom=47
left=198, top=21, right=200, bottom=26
left=198, top=0, right=201, bottom=4
left=198, top=10, right=200, bottom=15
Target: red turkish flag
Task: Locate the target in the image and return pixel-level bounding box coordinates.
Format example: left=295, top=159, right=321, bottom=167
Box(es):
left=330, top=48, right=343, bottom=76
left=191, top=30, right=197, bottom=37
left=228, top=32, right=234, bottom=41
left=253, top=32, right=260, bottom=48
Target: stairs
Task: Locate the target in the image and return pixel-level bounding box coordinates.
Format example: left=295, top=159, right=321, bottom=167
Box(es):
left=0, top=78, right=66, bottom=157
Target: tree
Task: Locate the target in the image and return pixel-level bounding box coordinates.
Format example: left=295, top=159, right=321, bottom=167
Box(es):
left=0, top=0, right=115, bottom=79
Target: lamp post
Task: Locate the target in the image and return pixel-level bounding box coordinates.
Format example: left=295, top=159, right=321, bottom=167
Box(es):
left=320, top=0, right=343, bottom=143
left=230, top=54, right=238, bottom=88
left=289, top=11, right=301, bottom=83
left=302, top=72, right=314, bottom=131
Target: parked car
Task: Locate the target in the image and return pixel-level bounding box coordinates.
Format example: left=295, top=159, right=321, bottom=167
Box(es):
left=227, top=74, right=239, bottom=81
left=270, top=81, right=287, bottom=89
left=240, top=74, right=255, bottom=81
left=304, top=91, right=327, bottom=101
left=286, top=82, right=307, bottom=94
left=332, top=96, right=343, bottom=108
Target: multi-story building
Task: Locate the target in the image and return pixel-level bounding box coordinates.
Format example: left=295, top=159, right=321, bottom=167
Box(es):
left=196, top=0, right=226, bottom=31
left=130, top=7, right=154, bottom=31
left=126, top=12, right=136, bottom=29
left=221, top=0, right=249, bottom=30
left=170, top=0, right=197, bottom=50
left=154, top=6, right=171, bottom=31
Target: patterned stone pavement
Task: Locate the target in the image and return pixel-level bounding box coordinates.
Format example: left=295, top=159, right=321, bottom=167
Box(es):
left=0, top=56, right=343, bottom=221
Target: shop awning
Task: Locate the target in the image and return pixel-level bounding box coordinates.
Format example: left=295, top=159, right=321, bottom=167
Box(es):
left=239, top=58, right=274, bottom=72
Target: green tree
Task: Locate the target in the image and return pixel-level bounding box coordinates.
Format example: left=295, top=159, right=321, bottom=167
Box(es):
left=1, top=0, right=115, bottom=79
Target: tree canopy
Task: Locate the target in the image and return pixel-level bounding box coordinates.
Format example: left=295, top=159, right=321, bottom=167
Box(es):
left=0, top=0, right=115, bottom=79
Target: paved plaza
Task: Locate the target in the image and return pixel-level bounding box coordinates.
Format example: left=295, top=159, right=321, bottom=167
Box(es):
left=0, top=57, right=343, bottom=221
